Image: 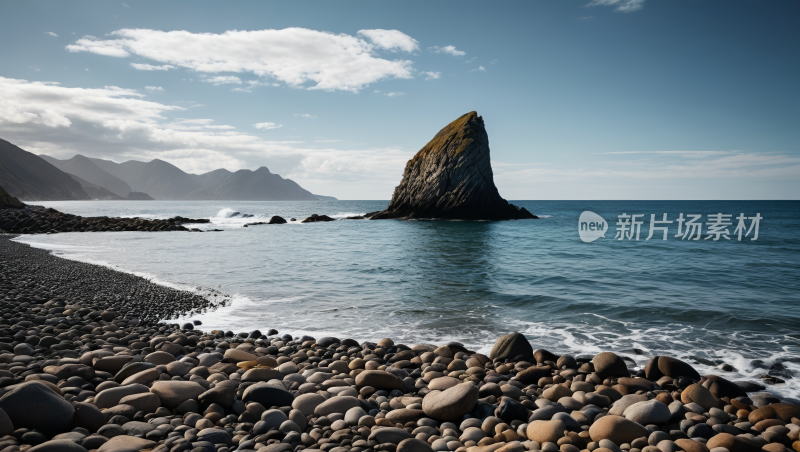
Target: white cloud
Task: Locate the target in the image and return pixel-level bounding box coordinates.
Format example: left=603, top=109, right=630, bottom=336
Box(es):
left=45, top=32, right=58, bottom=37
left=253, top=122, right=283, bottom=130
left=470, top=66, right=486, bottom=72
left=357, top=29, right=419, bottom=52
left=131, top=63, right=175, bottom=71
left=232, top=80, right=280, bottom=93
left=67, top=28, right=417, bottom=92
left=465, top=57, right=477, bottom=63
left=122, top=2, right=129, bottom=7
left=385, top=92, right=405, bottom=97
left=586, top=0, right=645, bottom=12
left=294, top=113, right=316, bottom=118
left=423, top=71, right=441, bottom=80
left=204, top=75, right=242, bottom=86
left=429, top=45, right=466, bottom=57
left=85, top=68, right=89, bottom=71
left=0, top=77, right=163, bottom=133
left=145, top=86, right=163, bottom=91
left=0, top=77, right=414, bottom=195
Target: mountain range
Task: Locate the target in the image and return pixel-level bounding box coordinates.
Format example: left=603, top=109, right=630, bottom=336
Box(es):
left=0, top=139, right=89, bottom=201
left=0, top=138, right=335, bottom=201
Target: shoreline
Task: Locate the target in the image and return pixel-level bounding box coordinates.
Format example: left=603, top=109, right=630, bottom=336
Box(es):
left=1, top=234, right=799, bottom=452
left=9, top=231, right=800, bottom=400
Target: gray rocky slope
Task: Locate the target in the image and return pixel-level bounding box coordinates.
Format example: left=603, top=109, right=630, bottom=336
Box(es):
left=0, top=140, right=89, bottom=201
left=39, top=155, right=133, bottom=198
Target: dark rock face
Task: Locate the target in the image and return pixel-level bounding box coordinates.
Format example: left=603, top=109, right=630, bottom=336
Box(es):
left=370, top=112, right=537, bottom=221
left=269, top=215, right=288, bottom=224
left=489, top=332, right=533, bottom=362
left=702, top=374, right=747, bottom=399
left=0, top=205, right=209, bottom=234
left=0, top=381, right=75, bottom=433
left=593, top=352, right=631, bottom=378
left=242, top=383, right=295, bottom=407
left=0, top=185, right=24, bottom=208
left=645, top=356, right=701, bottom=381
left=533, top=348, right=559, bottom=364
left=301, top=214, right=335, bottom=223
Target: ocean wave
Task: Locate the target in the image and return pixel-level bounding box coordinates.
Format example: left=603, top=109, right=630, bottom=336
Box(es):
left=209, top=208, right=275, bottom=228
left=216, top=208, right=241, bottom=218
left=502, top=317, right=800, bottom=401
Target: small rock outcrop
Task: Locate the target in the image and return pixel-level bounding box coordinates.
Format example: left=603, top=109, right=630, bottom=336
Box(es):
left=0, top=206, right=210, bottom=234
left=0, top=185, right=24, bottom=208
left=301, top=214, right=335, bottom=223
left=370, top=112, right=536, bottom=220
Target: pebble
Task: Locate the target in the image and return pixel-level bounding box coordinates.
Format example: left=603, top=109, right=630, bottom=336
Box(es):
left=0, top=234, right=798, bottom=452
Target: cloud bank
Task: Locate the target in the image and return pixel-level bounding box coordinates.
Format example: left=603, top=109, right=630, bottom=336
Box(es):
left=0, top=76, right=411, bottom=194
left=67, top=28, right=419, bottom=92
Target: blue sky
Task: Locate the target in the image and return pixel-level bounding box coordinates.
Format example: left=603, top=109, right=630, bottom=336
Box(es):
left=0, top=0, right=797, bottom=199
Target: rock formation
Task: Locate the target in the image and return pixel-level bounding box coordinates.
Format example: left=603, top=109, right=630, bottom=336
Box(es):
left=0, top=185, right=24, bottom=208
left=370, top=112, right=536, bottom=220
left=0, top=206, right=210, bottom=234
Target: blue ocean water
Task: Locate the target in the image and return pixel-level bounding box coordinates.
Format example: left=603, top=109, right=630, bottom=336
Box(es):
left=14, top=200, right=800, bottom=399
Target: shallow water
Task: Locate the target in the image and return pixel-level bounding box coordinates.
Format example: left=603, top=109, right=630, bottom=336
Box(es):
left=13, top=200, right=800, bottom=400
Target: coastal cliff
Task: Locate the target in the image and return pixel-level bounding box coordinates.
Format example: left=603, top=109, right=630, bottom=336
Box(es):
left=0, top=185, right=24, bottom=209
left=371, top=112, right=536, bottom=220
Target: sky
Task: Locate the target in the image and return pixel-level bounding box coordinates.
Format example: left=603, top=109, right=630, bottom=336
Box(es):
left=0, top=0, right=797, bottom=200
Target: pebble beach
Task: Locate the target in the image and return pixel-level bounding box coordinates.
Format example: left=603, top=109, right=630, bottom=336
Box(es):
left=0, top=234, right=799, bottom=452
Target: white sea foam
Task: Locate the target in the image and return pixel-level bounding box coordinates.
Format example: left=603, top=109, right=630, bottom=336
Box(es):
left=501, top=317, right=800, bottom=401
left=216, top=208, right=240, bottom=218
left=207, top=208, right=276, bottom=228
left=330, top=212, right=366, bottom=219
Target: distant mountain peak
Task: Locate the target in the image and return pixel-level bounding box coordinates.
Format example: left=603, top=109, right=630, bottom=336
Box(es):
left=2, top=141, right=326, bottom=202
left=38, top=152, right=133, bottom=197
left=0, top=139, right=89, bottom=201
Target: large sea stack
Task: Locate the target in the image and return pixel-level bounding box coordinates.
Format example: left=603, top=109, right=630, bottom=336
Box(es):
left=371, top=112, right=536, bottom=220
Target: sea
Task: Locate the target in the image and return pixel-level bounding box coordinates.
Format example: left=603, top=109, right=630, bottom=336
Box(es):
left=12, top=200, right=800, bottom=401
